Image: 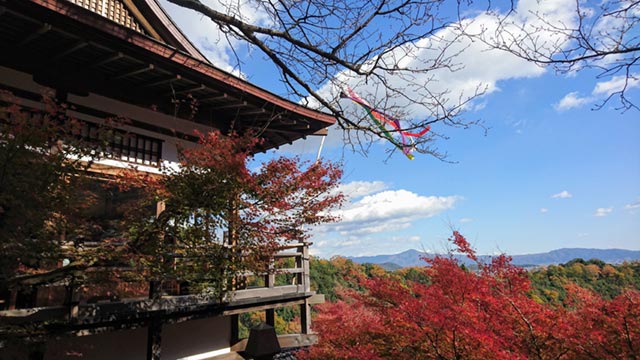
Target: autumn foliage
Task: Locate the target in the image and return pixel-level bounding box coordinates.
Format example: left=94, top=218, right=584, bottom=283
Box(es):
left=122, top=129, right=343, bottom=298
left=1, top=93, right=343, bottom=304
left=304, top=232, right=639, bottom=359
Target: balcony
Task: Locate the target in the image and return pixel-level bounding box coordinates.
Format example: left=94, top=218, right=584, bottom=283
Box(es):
left=0, top=242, right=321, bottom=340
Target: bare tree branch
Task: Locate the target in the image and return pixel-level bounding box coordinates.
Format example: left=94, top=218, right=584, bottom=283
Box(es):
left=166, top=0, right=488, bottom=159
left=469, top=0, right=639, bottom=111
left=167, top=0, right=638, bottom=158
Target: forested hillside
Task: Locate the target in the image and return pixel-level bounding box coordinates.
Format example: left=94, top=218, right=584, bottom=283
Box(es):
left=312, top=254, right=640, bottom=303
left=299, top=233, right=640, bottom=359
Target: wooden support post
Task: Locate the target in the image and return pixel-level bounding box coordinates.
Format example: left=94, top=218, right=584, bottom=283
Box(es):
left=149, top=281, right=161, bottom=300
left=146, top=319, right=162, bottom=360
left=301, top=243, right=313, bottom=333
left=267, top=259, right=275, bottom=289
left=265, top=308, right=275, bottom=327
left=301, top=243, right=310, bottom=292
left=8, top=288, right=17, bottom=310
left=230, top=314, right=240, bottom=344
left=300, top=300, right=311, bottom=334
left=65, top=283, right=79, bottom=322
left=146, top=318, right=162, bottom=360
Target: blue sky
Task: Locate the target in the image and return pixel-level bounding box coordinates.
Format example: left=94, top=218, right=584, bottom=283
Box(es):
left=162, top=0, right=640, bottom=257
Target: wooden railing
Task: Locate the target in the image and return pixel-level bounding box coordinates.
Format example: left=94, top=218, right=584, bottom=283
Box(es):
left=233, top=242, right=311, bottom=301
left=0, top=242, right=317, bottom=337
left=1, top=241, right=314, bottom=310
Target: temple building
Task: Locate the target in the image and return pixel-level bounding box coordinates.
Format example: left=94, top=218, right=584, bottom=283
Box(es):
left=0, top=0, right=334, bottom=359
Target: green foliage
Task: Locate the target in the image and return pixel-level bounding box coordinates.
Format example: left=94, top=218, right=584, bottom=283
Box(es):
left=238, top=306, right=302, bottom=338
left=528, top=259, right=640, bottom=303
left=309, top=256, right=368, bottom=302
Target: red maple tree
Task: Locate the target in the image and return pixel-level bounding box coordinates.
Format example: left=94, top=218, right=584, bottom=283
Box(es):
left=120, top=130, right=344, bottom=298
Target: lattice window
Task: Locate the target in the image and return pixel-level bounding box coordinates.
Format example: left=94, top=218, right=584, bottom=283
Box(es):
left=80, top=122, right=163, bottom=167
left=67, top=0, right=145, bottom=33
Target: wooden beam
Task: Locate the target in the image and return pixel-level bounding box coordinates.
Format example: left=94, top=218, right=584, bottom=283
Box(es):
left=277, top=333, right=318, bottom=348
left=51, top=41, right=88, bottom=62
left=273, top=253, right=301, bottom=258
left=222, top=298, right=306, bottom=316
left=121, top=0, right=162, bottom=41
left=200, top=93, right=228, bottom=102
left=239, top=108, right=267, bottom=116
left=89, top=52, right=124, bottom=68
left=260, top=127, right=310, bottom=136
left=232, top=334, right=318, bottom=352
left=308, top=294, right=325, bottom=305
left=165, top=84, right=206, bottom=96
left=19, top=23, right=51, bottom=46
left=112, top=64, right=155, bottom=80
left=215, top=101, right=248, bottom=110
left=138, top=74, right=181, bottom=88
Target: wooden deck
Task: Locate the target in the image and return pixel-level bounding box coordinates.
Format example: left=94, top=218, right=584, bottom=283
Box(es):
left=0, top=242, right=321, bottom=339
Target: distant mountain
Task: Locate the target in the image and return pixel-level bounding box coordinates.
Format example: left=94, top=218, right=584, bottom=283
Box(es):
left=349, top=248, right=640, bottom=268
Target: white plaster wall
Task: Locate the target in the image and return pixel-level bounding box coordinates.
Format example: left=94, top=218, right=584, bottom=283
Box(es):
left=41, top=316, right=231, bottom=360
left=162, top=316, right=231, bottom=360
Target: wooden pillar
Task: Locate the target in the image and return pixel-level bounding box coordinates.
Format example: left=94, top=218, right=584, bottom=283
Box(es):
left=266, top=259, right=275, bottom=289
left=301, top=243, right=310, bottom=292
left=65, top=283, right=79, bottom=322
left=230, top=314, right=240, bottom=344
left=300, top=242, right=311, bottom=334
left=300, top=300, right=311, bottom=334
left=146, top=318, right=162, bottom=360
left=265, top=308, right=275, bottom=327
left=7, top=288, right=17, bottom=310
left=149, top=281, right=161, bottom=300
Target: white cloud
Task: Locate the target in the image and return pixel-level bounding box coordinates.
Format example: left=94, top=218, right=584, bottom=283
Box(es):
left=594, top=207, right=613, bottom=217
left=551, top=190, right=572, bottom=199
left=593, top=74, right=640, bottom=96
left=555, top=74, right=640, bottom=111
left=336, top=180, right=389, bottom=199
left=625, top=202, right=640, bottom=210
left=161, top=0, right=273, bottom=73
left=539, top=208, right=549, bottom=214
left=334, top=190, right=460, bottom=227
left=311, top=186, right=462, bottom=257
left=554, top=92, right=593, bottom=111
left=459, top=217, right=474, bottom=223
left=624, top=198, right=640, bottom=212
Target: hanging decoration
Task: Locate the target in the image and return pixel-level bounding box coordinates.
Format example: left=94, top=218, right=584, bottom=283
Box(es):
left=339, top=87, right=430, bottom=160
